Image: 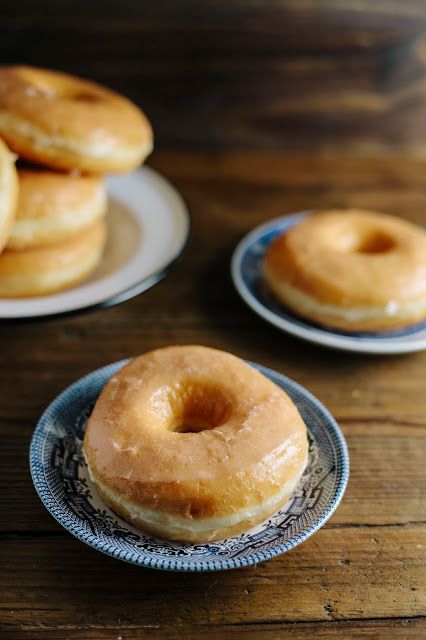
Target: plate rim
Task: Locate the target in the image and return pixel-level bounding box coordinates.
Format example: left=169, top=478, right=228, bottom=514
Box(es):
left=0, top=166, right=191, bottom=323
left=231, top=213, right=426, bottom=355
left=30, top=358, right=350, bottom=572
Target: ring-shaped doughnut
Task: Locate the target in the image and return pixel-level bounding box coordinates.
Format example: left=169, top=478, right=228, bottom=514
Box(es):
left=7, top=169, right=106, bottom=250
left=83, top=345, right=308, bottom=542
left=0, top=66, right=153, bottom=173
left=263, top=209, right=426, bottom=332
left=0, top=218, right=106, bottom=297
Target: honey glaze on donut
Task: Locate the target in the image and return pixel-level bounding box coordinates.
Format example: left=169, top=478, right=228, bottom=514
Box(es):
left=83, top=346, right=308, bottom=542
left=0, top=219, right=106, bottom=297
left=0, top=66, right=153, bottom=173
left=263, top=209, right=426, bottom=332
left=6, top=169, right=107, bottom=250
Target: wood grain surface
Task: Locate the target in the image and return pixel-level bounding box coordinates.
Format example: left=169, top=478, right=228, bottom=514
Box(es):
left=1, top=151, right=425, bottom=638
left=3, top=1, right=426, bottom=153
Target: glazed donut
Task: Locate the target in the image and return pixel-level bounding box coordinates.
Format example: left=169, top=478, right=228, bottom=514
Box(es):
left=83, top=345, right=308, bottom=543
left=0, top=66, right=153, bottom=173
left=263, top=209, right=426, bottom=332
left=6, top=169, right=107, bottom=250
left=0, top=219, right=106, bottom=297
left=0, top=138, right=18, bottom=252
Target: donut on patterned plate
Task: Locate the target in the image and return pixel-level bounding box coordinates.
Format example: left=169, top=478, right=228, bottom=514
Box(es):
left=83, top=345, right=309, bottom=543
left=263, top=209, right=426, bottom=332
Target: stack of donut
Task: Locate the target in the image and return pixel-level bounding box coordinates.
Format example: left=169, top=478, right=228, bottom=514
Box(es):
left=0, top=66, right=153, bottom=297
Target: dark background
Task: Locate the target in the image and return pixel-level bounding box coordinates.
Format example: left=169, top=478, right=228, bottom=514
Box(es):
left=3, top=0, right=426, bottom=152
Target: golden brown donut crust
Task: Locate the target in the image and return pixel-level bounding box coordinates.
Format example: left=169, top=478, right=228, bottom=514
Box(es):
left=264, top=209, right=426, bottom=331
left=7, top=169, right=106, bottom=249
left=0, top=219, right=106, bottom=297
left=0, top=138, right=18, bottom=252
left=84, top=345, right=308, bottom=542
left=0, top=66, right=153, bottom=173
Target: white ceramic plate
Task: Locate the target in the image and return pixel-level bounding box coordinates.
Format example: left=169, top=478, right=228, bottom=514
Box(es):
left=231, top=213, right=426, bottom=354
left=0, top=166, right=190, bottom=320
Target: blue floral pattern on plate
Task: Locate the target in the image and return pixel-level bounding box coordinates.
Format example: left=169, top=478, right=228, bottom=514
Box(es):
left=30, top=359, right=349, bottom=572
left=231, top=213, right=426, bottom=354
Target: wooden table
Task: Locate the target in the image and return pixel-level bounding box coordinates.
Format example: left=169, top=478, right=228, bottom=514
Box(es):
left=1, top=151, right=425, bottom=639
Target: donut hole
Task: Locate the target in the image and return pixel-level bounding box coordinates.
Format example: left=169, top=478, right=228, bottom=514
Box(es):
left=355, top=232, right=396, bottom=254
left=71, top=92, right=104, bottom=103
left=17, top=70, right=104, bottom=103
left=174, top=383, right=233, bottom=433
left=152, top=383, right=233, bottom=433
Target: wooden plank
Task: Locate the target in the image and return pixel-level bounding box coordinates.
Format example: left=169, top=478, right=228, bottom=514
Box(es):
left=0, top=526, right=424, bottom=629
left=1, top=618, right=425, bottom=640
left=151, top=151, right=426, bottom=191
left=2, top=318, right=426, bottom=426
left=1, top=4, right=426, bottom=151
left=2, top=313, right=425, bottom=425
left=149, top=151, right=426, bottom=230
left=0, top=150, right=425, bottom=636
left=0, top=152, right=425, bottom=533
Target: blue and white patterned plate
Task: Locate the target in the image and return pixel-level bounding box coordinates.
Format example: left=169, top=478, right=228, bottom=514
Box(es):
left=30, top=359, right=349, bottom=572
left=231, top=213, right=426, bottom=354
